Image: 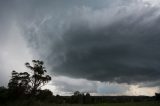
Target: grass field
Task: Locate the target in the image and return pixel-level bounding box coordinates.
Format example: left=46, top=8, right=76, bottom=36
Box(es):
left=1, top=102, right=159, bottom=106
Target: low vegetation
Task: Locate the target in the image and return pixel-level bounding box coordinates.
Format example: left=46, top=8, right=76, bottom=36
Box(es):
left=0, top=101, right=160, bottom=106
left=0, top=60, right=160, bottom=106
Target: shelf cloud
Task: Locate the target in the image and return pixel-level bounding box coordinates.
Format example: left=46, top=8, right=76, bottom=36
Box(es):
left=42, top=2, right=160, bottom=84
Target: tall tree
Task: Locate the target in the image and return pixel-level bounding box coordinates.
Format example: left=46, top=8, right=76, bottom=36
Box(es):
left=8, top=71, right=31, bottom=98
left=8, top=60, right=52, bottom=97
left=25, top=60, right=51, bottom=95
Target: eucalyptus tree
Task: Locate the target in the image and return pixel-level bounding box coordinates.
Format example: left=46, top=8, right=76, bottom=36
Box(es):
left=8, top=60, right=51, bottom=97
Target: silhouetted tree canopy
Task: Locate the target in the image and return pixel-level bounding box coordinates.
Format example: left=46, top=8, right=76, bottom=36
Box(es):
left=8, top=60, right=52, bottom=98
left=74, top=91, right=81, bottom=96
left=36, top=89, right=53, bottom=100
left=8, top=71, right=31, bottom=98
left=0, top=60, right=159, bottom=104
left=155, top=93, right=160, bottom=101
left=25, top=60, right=51, bottom=95
left=0, top=87, right=8, bottom=103
left=86, top=92, right=90, bottom=97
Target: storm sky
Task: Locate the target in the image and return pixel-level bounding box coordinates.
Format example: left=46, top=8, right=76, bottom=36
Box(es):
left=1, top=0, right=160, bottom=96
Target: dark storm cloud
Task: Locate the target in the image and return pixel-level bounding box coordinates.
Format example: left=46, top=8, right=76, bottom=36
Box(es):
left=46, top=6, right=160, bottom=84
left=5, top=0, right=160, bottom=85
left=0, top=0, right=14, bottom=33
left=139, top=81, right=160, bottom=87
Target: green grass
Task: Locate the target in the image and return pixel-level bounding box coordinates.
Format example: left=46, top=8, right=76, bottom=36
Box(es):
left=1, top=102, right=160, bottom=106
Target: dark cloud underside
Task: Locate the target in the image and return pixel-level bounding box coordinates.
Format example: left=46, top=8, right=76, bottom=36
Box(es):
left=46, top=7, right=160, bottom=83
left=2, top=0, right=160, bottom=85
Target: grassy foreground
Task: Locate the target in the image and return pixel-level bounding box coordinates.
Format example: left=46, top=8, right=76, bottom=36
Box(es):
left=1, top=101, right=159, bottom=106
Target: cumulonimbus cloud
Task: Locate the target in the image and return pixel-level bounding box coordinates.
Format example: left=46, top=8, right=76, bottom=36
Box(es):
left=46, top=3, right=160, bottom=84
left=20, top=0, right=160, bottom=85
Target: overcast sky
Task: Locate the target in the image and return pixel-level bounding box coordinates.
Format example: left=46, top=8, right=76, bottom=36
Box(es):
left=1, top=0, right=160, bottom=96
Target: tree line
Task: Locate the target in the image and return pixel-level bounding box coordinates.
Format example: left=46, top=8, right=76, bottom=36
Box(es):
left=0, top=60, right=52, bottom=101
left=0, top=60, right=93, bottom=104
left=0, top=60, right=160, bottom=104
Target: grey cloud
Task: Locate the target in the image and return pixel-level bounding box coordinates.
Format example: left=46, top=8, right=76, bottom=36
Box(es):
left=46, top=6, right=160, bottom=84
left=139, top=81, right=160, bottom=88
left=97, top=83, right=130, bottom=95
left=1, top=0, right=160, bottom=96
left=53, top=76, right=98, bottom=93
left=5, top=0, right=160, bottom=85
left=52, top=76, right=130, bottom=95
